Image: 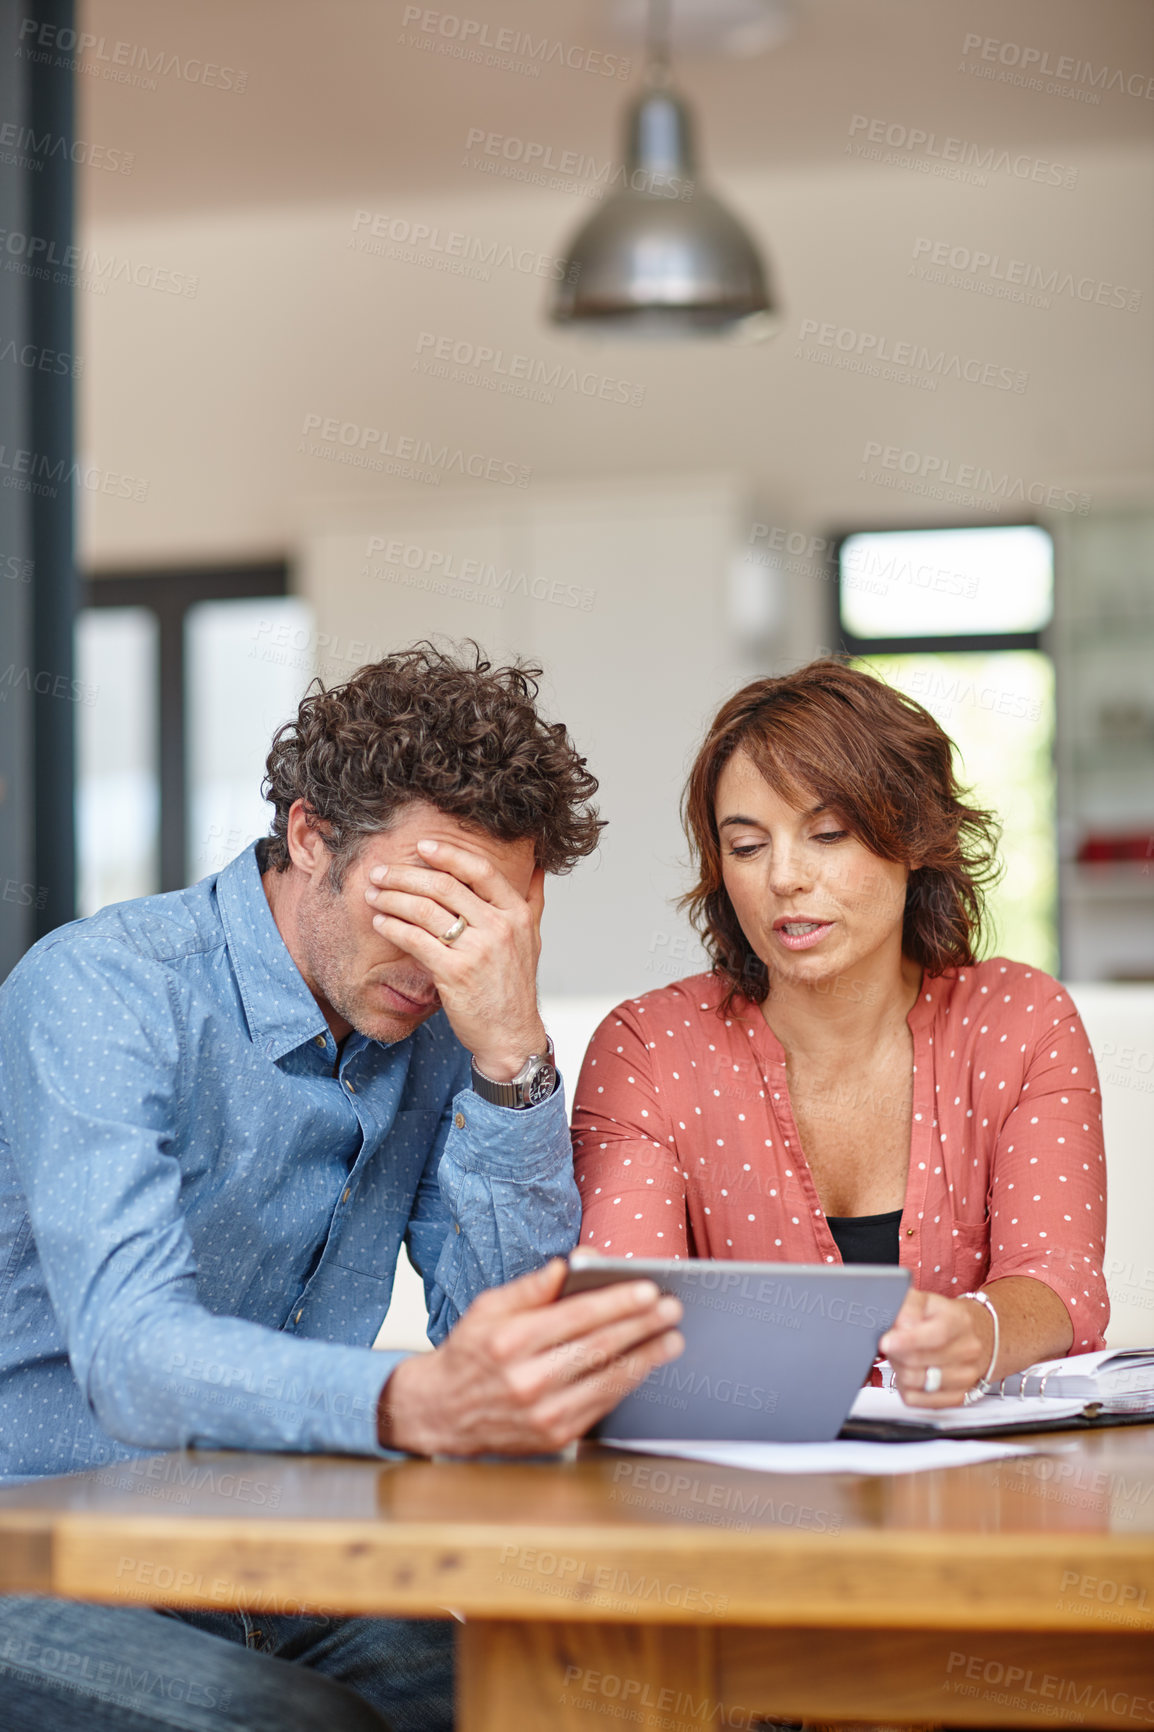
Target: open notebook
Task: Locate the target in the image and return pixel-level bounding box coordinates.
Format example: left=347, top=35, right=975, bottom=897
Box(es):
left=844, top=1349, right=1154, bottom=1441
left=997, top=1348, right=1154, bottom=1400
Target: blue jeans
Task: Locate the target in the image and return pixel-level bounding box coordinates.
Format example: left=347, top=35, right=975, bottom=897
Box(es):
left=0, top=1596, right=454, bottom=1731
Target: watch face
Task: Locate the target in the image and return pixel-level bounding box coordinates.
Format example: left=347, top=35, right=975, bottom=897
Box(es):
left=524, top=1061, right=557, bottom=1106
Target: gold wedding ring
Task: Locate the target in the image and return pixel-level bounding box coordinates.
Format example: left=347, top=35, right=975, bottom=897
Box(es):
left=440, top=914, right=468, bottom=946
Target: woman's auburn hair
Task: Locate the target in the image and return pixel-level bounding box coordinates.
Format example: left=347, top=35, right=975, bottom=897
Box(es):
left=679, top=658, right=1002, bottom=1012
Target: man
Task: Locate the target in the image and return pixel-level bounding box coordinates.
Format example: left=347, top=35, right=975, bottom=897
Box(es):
left=0, top=644, right=683, bottom=1732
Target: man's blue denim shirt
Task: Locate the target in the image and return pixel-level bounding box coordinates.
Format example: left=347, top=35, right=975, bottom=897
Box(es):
left=0, top=845, right=579, bottom=1480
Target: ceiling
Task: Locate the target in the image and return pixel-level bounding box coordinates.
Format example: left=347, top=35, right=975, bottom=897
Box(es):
left=78, top=0, right=1154, bottom=223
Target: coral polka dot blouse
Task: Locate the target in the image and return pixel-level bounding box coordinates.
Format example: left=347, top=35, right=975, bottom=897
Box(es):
left=572, top=958, right=1109, bottom=1351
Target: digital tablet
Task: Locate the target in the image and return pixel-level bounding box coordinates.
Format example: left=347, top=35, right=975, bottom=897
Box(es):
left=562, top=1253, right=910, bottom=1443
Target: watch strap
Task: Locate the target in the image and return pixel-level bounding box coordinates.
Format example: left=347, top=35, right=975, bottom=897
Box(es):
left=470, top=1037, right=556, bottom=1109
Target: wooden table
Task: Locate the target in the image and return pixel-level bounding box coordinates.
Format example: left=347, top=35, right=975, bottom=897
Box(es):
left=3, top=1431, right=1154, bottom=1729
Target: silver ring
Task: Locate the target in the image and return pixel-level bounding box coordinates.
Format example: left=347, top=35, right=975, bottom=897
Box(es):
left=440, top=914, right=468, bottom=946
left=923, top=1365, right=943, bottom=1395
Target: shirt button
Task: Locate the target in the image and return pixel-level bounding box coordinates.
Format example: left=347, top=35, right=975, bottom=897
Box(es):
left=314, top=1034, right=326, bottom=1048
left=345, top=1079, right=356, bottom=1094
left=342, top=1187, right=350, bottom=1204
left=454, top=1112, right=466, bottom=1129
left=905, top=1227, right=915, bottom=1237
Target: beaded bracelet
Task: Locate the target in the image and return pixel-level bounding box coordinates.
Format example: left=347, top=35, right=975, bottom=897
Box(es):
left=959, top=1288, right=1000, bottom=1395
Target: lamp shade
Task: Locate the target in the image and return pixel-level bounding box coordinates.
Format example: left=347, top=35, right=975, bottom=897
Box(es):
left=550, top=86, right=776, bottom=338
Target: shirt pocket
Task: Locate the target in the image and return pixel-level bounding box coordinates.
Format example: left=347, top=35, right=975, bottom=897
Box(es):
left=949, top=1216, right=991, bottom=1292
left=341, top=1110, right=442, bottom=1271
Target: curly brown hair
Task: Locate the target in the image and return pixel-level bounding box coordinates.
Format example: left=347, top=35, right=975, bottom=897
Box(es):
left=680, top=658, right=1002, bottom=1012
left=262, top=642, right=603, bottom=881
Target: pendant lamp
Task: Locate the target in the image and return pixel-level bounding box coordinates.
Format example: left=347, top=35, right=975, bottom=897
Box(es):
left=549, top=0, right=777, bottom=339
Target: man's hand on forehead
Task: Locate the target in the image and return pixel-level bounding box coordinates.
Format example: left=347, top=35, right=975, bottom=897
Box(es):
left=364, top=838, right=548, bottom=1080
left=372, top=836, right=539, bottom=907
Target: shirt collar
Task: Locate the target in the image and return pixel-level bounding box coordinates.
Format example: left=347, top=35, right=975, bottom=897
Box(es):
left=215, top=843, right=332, bottom=1061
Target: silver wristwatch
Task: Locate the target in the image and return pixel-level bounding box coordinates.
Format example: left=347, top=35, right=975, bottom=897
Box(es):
left=470, top=1037, right=557, bottom=1109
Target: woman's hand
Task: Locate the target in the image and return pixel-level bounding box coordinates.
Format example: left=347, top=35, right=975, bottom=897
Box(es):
left=879, top=1287, right=995, bottom=1408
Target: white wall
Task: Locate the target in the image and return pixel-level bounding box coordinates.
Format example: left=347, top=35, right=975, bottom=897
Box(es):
left=78, top=147, right=1154, bottom=569
left=76, top=146, right=1154, bottom=996
left=1067, top=984, right=1154, bottom=1350
left=298, top=476, right=746, bottom=998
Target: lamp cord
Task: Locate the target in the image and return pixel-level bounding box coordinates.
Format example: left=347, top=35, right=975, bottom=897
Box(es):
left=646, top=0, right=672, bottom=87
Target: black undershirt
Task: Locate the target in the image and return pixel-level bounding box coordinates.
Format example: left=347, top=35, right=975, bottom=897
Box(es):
left=825, top=1208, right=903, bottom=1266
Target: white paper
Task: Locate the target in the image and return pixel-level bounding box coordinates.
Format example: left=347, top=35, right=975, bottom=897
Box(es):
left=1023, top=1348, right=1130, bottom=1375
left=1002, top=1347, right=1154, bottom=1400
left=850, top=1385, right=1092, bottom=1433
left=601, top=1435, right=1041, bottom=1476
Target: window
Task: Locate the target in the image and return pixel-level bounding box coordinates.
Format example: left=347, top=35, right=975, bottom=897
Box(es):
left=186, top=597, right=315, bottom=878
left=839, top=525, right=1053, bottom=640
left=835, top=525, right=1057, bottom=973
left=76, top=566, right=311, bottom=914
left=75, top=608, right=159, bottom=917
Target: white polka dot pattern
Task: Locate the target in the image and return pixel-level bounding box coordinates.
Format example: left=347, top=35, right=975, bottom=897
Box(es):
left=0, top=844, right=579, bottom=1481
left=572, top=961, right=1108, bottom=1349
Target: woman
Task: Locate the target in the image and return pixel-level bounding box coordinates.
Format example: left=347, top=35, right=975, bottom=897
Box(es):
left=573, top=660, right=1107, bottom=1408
